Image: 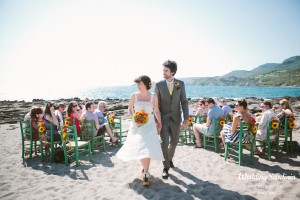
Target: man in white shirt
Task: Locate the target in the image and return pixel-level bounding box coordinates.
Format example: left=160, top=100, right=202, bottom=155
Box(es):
left=54, top=102, right=66, bottom=127
left=255, top=101, right=278, bottom=153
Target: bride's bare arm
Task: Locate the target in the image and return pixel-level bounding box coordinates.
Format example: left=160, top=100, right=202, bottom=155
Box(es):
left=128, top=93, right=135, bottom=116
left=153, top=94, right=162, bottom=133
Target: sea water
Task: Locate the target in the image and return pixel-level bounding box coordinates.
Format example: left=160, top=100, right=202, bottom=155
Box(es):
left=1, top=85, right=299, bottom=101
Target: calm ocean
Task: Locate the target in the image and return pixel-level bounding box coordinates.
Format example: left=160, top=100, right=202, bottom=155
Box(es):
left=1, top=85, right=299, bottom=101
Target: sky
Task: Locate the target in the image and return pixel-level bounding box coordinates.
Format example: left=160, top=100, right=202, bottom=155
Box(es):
left=0, top=0, right=300, bottom=91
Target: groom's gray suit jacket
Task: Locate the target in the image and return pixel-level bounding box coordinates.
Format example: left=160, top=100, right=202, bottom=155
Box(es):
left=155, top=79, right=189, bottom=126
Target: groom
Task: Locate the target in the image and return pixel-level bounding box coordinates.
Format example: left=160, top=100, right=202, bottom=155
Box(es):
left=154, top=60, right=189, bottom=179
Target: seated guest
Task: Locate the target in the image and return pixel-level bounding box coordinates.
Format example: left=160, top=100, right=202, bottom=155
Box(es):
left=276, top=98, right=294, bottom=120
left=67, top=101, right=82, bottom=137
left=275, top=98, right=294, bottom=135
left=195, top=99, right=208, bottom=116
left=81, top=97, right=90, bottom=114
left=43, top=102, right=61, bottom=142
left=193, top=98, right=223, bottom=148
left=219, top=98, right=232, bottom=117
left=54, top=102, right=66, bottom=127
left=220, top=99, right=252, bottom=149
left=81, top=101, right=100, bottom=135
left=94, top=101, right=119, bottom=143
left=27, top=106, right=44, bottom=140
left=255, top=101, right=278, bottom=153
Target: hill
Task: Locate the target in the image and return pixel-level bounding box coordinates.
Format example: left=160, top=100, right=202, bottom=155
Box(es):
left=182, top=56, right=300, bottom=87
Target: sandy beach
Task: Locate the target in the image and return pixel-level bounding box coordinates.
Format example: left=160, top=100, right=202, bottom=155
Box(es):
left=0, top=123, right=299, bottom=200
left=0, top=97, right=299, bottom=200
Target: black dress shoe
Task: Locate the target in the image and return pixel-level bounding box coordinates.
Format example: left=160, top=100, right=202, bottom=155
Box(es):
left=170, top=161, right=175, bottom=168
left=162, top=168, right=169, bottom=179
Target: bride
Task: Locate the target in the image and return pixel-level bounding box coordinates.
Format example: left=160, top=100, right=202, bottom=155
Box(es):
left=116, top=75, right=164, bottom=186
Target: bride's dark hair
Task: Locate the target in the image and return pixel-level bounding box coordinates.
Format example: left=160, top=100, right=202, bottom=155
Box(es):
left=134, top=75, right=151, bottom=90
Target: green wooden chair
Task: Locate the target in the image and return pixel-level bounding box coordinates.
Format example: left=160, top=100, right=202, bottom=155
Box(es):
left=81, top=119, right=105, bottom=153
left=179, top=115, right=197, bottom=144
left=61, top=125, right=92, bottom=166
left=203, top=118, right=222, bottom=152
left=280, top=116, right=294, bottom=153
left=108, top=116, right=128, bottom=145
left=38, top=122, right=61, bottom=162
left=19, top=121, right=38, bottom=159
left=256, top=120, right=280, bottom=160
left=224, top=122, right=255, bottom=165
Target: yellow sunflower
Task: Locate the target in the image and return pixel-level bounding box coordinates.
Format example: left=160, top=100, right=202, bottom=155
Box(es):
left=188, top=116, right=193, bottom=125
left=62, top=132, right=68, bottom=140
left=289, top=122, right=295, bottom=129
left=252, top=125, right=258, bottom=133
left=109, top=117, right=114, bottom=124
left=174, top=81, right=180, bottom=87
left=65, top=121, right=70, bottom=126
left=220, top=120, right=225, bottom=126
left=271, top=122, right=279, bottom=129
left=39, top=126, right=45, bottom=133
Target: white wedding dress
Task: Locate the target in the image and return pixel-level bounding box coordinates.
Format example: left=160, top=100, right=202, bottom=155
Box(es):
left=116, top=92, right=164, bottom=161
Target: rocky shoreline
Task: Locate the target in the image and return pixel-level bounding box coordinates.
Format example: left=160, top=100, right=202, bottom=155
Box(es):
left=0, top=96, right=299, bottom=128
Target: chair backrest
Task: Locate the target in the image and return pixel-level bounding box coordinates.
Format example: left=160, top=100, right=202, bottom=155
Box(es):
left=38, top=122, right=54, bottom=142
left=108, top=116, right=122, bottom=131
left=19, top=121, right=33, bottom=139
left=211, top=118, right=222, bottom=134
left=238, top=122, right=252, bottom=143
left=195, top=114, right=207, bottom=124
left=266, top=119, right=280, bottom=139
left=81, top=119, right=95, bottom=141
left=65, top=125, right=78, bottom=141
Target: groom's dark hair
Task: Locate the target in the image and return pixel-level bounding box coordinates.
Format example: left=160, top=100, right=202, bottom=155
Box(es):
left=163, top=60, right=177, bottom=76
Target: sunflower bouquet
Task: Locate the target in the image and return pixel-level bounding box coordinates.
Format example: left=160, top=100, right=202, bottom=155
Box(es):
left=134, top=110, right=149, bottom=127
left=288, top=116, right=296, bottom=129
left=64, top=117, right=73, bottom=126
left=270, top=117, right=279, bottom=130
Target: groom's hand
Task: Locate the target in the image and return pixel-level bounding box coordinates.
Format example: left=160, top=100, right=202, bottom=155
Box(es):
left=156, top=122, right=162, bottom=134
left=182, top=120, right=188, bottom=130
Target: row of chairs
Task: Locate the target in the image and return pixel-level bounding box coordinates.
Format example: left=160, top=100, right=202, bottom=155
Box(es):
left=180, top=115, right=294, bottom=165
left=19, top=116, right=128, bottom=166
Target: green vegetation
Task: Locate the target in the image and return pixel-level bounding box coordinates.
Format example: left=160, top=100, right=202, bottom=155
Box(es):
left=182, top=56, right=300, bottom=87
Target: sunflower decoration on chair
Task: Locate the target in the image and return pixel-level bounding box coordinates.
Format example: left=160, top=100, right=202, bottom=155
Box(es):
left=61, top=125, right=69, bottom=141
left=81, top=117, right=90, bottom=139
left=38, top=121, right=46, bottom=136
left=188, top=115, right=193, bottom=126
left=64, top=117, right=73, bottom=126
left=134, top=110, right=149, bottom=127
left=219, top=116, right=225, bottom=127
left=270, top=117, right=279, bottom=130
left=288, top=116, right=296, bottom=129
left=108, top=114, right=115, bottom=128
left=251, top=117, right=258, bottom=134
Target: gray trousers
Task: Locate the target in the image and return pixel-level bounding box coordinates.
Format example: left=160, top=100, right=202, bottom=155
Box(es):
left=160, top=124, right=181, bottom=170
